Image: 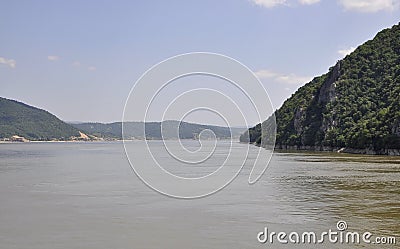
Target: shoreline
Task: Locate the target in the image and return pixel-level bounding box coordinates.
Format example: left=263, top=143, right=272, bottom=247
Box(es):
left=0, top=138, right=236, bottom=144
left=0, top=140, right=122, bottom=144
left=2, top=140, right=399, bottom=156
left=273, top=145, right=400, bottom=156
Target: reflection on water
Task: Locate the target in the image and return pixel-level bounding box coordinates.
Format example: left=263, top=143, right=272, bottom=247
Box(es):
left=0, top=141, right=398, bottom=248
left=274, top=152, right=400, bottom=239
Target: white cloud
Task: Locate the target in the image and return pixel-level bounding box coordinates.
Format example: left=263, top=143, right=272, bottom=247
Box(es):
left=251, top=0, right=398, bottom=10
left=338, top=0, right=398, bottom=12
left=47, top=55, right=60, bottom=61
left=255, top=69, right=312, bottom=84
left=72, top=61, right=81, bottom=67
left=0, top=57, right=16, bottom=68
left=88, top=66, right=96, bottom=71
left=251, top=0, right=321, bottom=7
left=338, top=46, right=356, bottom=57
left=251, top=0, right=288, bottom=8
left=299, top=0, right=320, bottom=5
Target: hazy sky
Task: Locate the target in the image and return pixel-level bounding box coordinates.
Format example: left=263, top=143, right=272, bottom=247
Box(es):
left=1, top=0, right=399, bottom=126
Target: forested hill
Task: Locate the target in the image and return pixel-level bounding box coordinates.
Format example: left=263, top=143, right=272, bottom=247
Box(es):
left=0, top=97, right=81, bottom=140
left=72, top=121, right=246, bottom=140
left=241, top=22, right=400, bottom=155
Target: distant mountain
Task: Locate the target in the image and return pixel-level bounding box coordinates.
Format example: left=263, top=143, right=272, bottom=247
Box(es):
left=72, top=121, right=246, bottom=140
left=0, top=96, right=245, bottom=141
left=0, top=97, right=81, bottom=140
left=241, top=23, right=400, bottom=155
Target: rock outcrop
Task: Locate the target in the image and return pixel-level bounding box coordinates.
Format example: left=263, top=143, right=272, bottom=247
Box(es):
left=242, top=23, right=400, bottom=155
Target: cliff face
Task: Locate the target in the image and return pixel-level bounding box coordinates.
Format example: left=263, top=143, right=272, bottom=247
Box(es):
left=242, top=23, right=400, bottom=155
left=318, top=61, right=340, bottom=105
left=318, top=61, right=341, bottom=138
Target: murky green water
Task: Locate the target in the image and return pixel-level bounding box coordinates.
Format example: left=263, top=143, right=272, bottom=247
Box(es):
left=0, top=141, right=398, bottom=248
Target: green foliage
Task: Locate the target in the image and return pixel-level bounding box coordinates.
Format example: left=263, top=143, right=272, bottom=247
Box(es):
left=240, top=123, right=261, bottom=143
left=245, top=22, right=400, bottom=151
left=0, top=97, right=80, bottom=140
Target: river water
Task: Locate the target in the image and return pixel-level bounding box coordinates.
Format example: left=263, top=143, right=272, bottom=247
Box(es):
left=0, top=141, right=398, bottom=248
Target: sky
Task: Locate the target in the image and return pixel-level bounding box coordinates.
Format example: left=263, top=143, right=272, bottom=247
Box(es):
left=1, top=0, right=399, bottom=126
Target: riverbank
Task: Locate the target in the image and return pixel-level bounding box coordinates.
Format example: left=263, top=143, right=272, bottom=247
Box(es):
left=274, top=144, right=400, bottom=156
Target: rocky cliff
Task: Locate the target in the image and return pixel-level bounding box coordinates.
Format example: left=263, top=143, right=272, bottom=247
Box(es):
left=241, top=23, right=400, bottom=155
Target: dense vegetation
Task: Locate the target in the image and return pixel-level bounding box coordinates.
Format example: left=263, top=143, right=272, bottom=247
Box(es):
left=0, top=97, right=80, bottom=140
left=241, top=23, right=400, bottom=153
left=72, top=121, right=245, bottom=140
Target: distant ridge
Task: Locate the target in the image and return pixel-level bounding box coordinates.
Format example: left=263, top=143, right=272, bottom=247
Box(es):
left=72, top=121, right=246, bottom=140
left=0, top=97, right=81, bottom=140
left=0, top=96, right=245, bottom=141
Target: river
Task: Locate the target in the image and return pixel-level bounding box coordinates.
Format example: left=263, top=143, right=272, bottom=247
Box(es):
left=0, top=141, right=398, bottom=248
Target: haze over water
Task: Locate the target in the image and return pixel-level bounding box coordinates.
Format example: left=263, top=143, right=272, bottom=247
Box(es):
left=0, top=141, right=399, bottom=248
